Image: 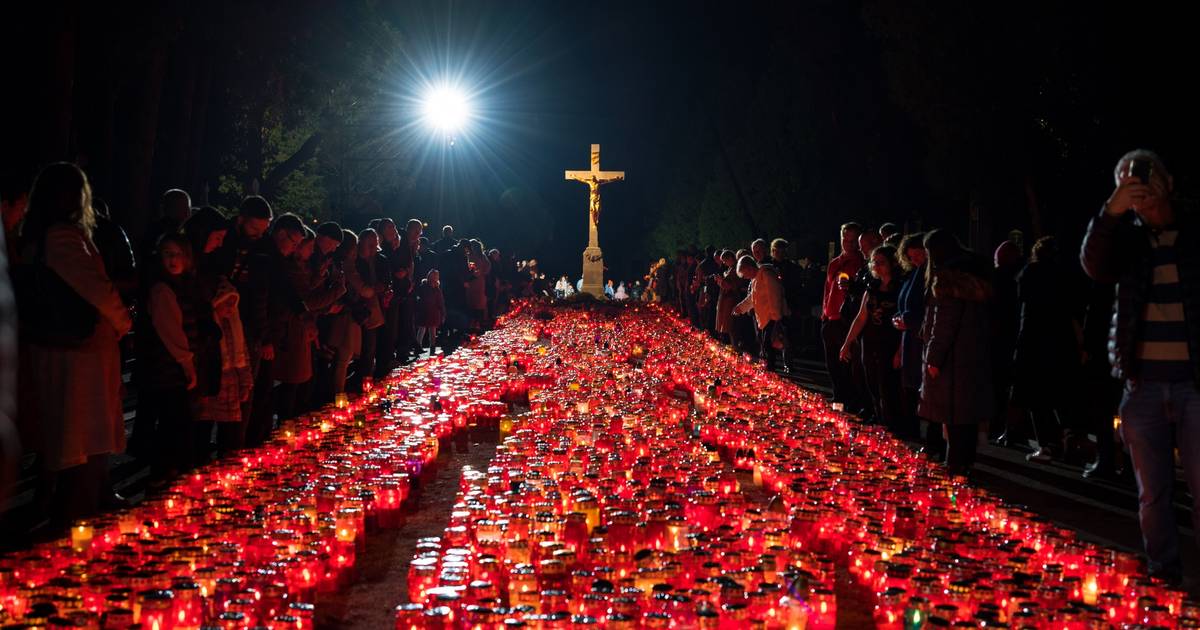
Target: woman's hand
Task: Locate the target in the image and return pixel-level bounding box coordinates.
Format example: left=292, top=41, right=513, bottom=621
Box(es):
left=892, top=313, right=907, bottom=330
left=926, top=365, right=940, bottom=379
left=839, top=342, right=853, bottom=363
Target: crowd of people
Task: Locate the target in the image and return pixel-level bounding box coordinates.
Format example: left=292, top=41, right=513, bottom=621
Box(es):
left=2, top=162, right=543, bottom=527
left=642, top=240, right=824, bottom=373
left=2, top=149, right=1198, bottom=584
left=643, top=150, right=1200, bottom=585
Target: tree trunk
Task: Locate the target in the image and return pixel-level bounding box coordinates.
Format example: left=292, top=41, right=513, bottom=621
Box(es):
left=169, top=48, right=198, bottom=189
left=262, top=131, right=323, bottom=199
left=39, top=5, right=78, bottom=167
left=188, top=52, right=214, bottom=198
left=123, top=13, right=171, bottom=240
left=244, top=103, right=267, bottom=196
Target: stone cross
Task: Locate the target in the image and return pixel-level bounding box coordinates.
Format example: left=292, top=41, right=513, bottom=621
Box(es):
left=565, top=144, right=624, bottom=297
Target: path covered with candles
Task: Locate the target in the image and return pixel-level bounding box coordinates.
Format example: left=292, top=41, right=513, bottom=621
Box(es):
left=0, top=303, right=1192, bottom=628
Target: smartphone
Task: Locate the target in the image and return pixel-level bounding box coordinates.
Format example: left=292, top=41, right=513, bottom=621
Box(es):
left=1129, top=159, right=1154, bottom=185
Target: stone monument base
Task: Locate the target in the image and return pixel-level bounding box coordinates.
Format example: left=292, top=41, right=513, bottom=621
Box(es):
left=581, top=246, right=605, bottom=297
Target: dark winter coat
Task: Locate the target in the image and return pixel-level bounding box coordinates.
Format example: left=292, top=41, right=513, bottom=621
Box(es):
left=895, top=265, right=926, bottom=390
left=1080, top=209, right=1200, bottom=387
left=211, top=233, right=270, bottom=347
left=773, top=258, right=805, bottom=317
left=918, top=260, right=995, bottom=425
left=1010, top=260, right=1080, bottom=407
left=275, top=258, right=345, bottom=384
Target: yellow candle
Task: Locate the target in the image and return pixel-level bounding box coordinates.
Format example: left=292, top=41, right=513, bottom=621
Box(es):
left=71, top=522, right=94, bottom=553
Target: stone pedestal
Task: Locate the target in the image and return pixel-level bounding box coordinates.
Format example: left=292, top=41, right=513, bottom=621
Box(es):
left=581, top=246, right=604, bottom=297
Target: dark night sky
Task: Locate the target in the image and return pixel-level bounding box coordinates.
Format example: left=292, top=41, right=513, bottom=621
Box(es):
left=5, top=1, right=1200, bottom=282
left=382, top=0, right=915, bottom=278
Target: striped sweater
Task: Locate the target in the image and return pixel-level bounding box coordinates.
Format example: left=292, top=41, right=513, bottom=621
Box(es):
left=1139, top=229, right=1192, bottom=381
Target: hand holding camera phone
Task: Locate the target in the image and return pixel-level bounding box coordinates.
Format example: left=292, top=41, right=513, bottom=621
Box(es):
left=1105, top=158, right=1157, bottom=217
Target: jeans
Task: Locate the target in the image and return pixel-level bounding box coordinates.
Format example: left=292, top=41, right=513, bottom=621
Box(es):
left=1119, top=379, right=1200, bottom=576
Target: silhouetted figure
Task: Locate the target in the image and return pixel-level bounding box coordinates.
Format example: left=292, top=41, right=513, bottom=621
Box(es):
left=841, top=245, right=904, bottom=436
left=822, top=223, right=865, bottom=409
left=15, top=163, right=133, bottom=523
left=1081, top=150, right=1200, bottom=585
left=918, top=229, right=994, bottom=476
left=135, top=232, right=212, bottom=481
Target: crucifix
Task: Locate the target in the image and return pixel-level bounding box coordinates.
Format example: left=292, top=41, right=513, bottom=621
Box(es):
left=565, top=144, right=624, bottom=297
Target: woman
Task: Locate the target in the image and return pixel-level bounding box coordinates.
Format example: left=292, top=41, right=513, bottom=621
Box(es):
left=136, top=232, right=214, bottom=480
left=1010, top=236, right=1080, bottom=462
left=714, top=250, right=745, bottom=344
left=351, top=228, right=386, bottom=391
left=894, top=233, right=931, bottom=445
left=323, top=231, right=372, bottom=399
left=275, top=228, right=346, bottom=419
left=918, top=230, right=995, bottom=475
left=18, top=163, right=133, bottom=520
left=415, top=269, right=446, bottom=357
left=989, top=240, right=1024, bottom=445
left=840, top=245, right=903, bottom=434
left=464, top=239, right=491, bottom=327
left=181, top=207, right=229, bottom=276
left=730, top=248, right=757, bottom=354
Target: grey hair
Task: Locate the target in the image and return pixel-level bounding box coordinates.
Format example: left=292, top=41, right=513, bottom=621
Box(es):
left=1114, top=149, right=1170, bottom=185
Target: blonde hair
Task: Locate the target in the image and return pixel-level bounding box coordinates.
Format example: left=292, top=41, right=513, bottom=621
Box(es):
left=21, top=162, right=97, bottom=246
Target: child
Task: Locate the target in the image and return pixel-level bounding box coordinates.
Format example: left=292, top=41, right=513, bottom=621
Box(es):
left=194, top=279, right=253, bottom=458
left=135, top=232, right=208, bottom=480
left=415, top=269, right=445, bottom=357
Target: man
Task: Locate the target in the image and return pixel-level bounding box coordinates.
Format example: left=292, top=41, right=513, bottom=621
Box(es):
left=400, top=219, right=424, bottom=351
left=822, top=223, right=865, bottom=408
left=841, top=230, right=882, bottom=416
left=673, top=250, right=689, bottom=317
left=140, top=188, right=192, bottom=266
left=771, top=238, right=806, bottom=366
left=315, top=221, right=344, bottom=258
left=431, top=224, right=456, bottom=257
left=376, top=219, right=407, bottom=372
left=879, top=222, right=901, bottom=247
left=733, top=256, right=788, bottom=368
left=208, top=196, right=273, bottom=450
left=1081, top=149, right=1200, bottom=585
left=92, top=198, right=137, bottom=303
left=751, top=239, right=769, bottom=265
left=248, top=213, right=307, bottom=447
left=695, top=246, right=721, bottom=334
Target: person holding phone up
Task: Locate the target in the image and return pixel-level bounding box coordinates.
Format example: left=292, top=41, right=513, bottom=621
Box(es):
left=1081, top=150, right=1200, bottom=586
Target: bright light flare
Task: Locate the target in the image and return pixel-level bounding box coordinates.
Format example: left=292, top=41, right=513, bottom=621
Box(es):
left=421, top=86, right=471, bottom=133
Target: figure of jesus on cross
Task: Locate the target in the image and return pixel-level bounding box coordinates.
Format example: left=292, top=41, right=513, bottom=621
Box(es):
left=565, top=144, right=624, bottom=251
